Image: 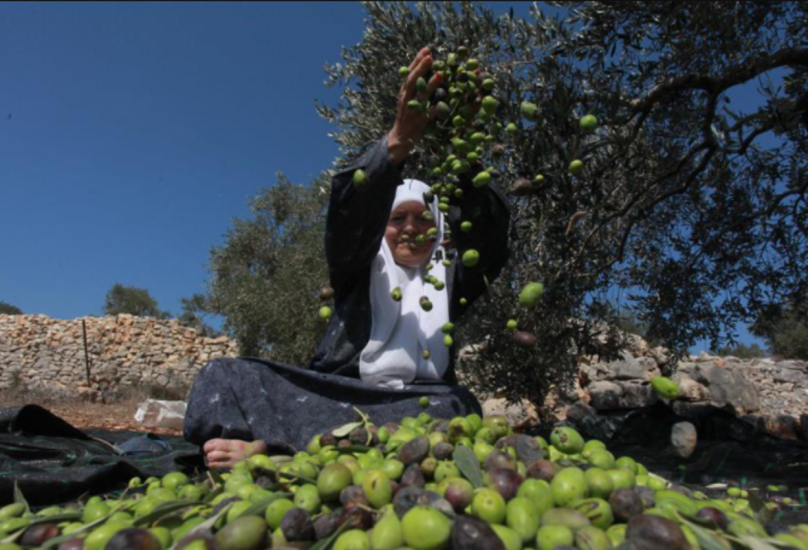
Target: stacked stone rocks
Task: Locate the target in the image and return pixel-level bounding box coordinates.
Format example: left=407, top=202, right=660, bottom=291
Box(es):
left=0, top=314, right=238, bottom=399
left=576, top=340, right=808, bottom=442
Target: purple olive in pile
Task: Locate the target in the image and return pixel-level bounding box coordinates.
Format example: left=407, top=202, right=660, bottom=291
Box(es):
left=527, top=459, right=562, bottom=482
left=337, top=504, right=373, bottom=531
left=339, top=485, right=369, bottom=508
left=696, top=507, right=729, bottom=530
left=400, top=463, right=426, bottom=488
left=451, top=515, right=506, bottom=550
left=484, top=450, right=518, bottom=471
left=393, top=486, right=446, bottom=518
left=398, top=436, right=431, bottom=465
left=280, top=507, right=316, bottom=542
left=57, top=540, right=86, bottom=550
left=349, top=426, right=376, bottom=446
left=443, top=478, right=475, bottom=513
left=313, top=511, right=341, bottom=541
left=20, top=524, right=61, bottom=547
left=105, top=528, right=162, bottom=550
left=433, top=441, right=455, bottom=461
left=514, top=434, right=544, bottom=467
left=626, top=515, right=690, bottom=550
left=487, top=467, right=525, bottom=500
left=609, top=488, right=645, bottom=522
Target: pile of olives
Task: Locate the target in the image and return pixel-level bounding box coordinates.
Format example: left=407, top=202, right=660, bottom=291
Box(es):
left=1, top=404, right=805, bottom=549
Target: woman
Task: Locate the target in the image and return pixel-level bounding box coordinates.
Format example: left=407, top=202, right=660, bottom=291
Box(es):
left=185, top=48, right=510, bottom=469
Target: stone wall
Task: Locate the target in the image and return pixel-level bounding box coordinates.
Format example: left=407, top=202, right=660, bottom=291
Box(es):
left=479, top=334, right=808, bottom=442
left=575, top=337, right=808, bottom=441
left=0, top=314, right=239, bottom=399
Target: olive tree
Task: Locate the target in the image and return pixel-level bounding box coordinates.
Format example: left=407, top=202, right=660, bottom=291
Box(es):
left=317, top=1, right=808, bottom=407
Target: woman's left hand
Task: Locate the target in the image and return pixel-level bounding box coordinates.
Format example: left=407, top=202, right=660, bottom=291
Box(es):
left=387, top=47, right=443, bottom=166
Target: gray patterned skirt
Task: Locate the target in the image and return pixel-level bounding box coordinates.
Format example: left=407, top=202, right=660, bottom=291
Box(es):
left=183, top=357, right=482, bottom=452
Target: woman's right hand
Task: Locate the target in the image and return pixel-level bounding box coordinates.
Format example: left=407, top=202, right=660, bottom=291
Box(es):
left=387, top=47, right=443, bottom=167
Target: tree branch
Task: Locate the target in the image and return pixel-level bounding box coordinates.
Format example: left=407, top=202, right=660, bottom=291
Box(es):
left=629, top=48, right=808, bottom=114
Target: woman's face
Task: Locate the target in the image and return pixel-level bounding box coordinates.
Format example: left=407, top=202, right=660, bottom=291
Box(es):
left=385, top=201, right=436, bottom=267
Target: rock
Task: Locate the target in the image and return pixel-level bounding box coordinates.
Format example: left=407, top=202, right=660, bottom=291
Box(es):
left=482, top=398, right=539, bottom=428
left=676, top=362, right=697, bottom=375
left=801, top=415, right=808, bottom=442
left=777, top=360, right=807, bottom=370
left=773, top=366, right=804, bottom=385
left=619, top=381, right=655, bottom=408
left=566, top=402, right=598, bottom=424
left=609, top=359, right=646, bottom=381
left=674, top=377, right=711, bottom=402
left=626, top=334, right=649, bottom=357
left=636, top=357, right=662, bottom=380
left=580, top=364, right=611, bottom=385
left=587, top=381, right=623, bottom=410
left=690, top=363, right=760, bottom=415
left=671, top=422, right=697, bottom=459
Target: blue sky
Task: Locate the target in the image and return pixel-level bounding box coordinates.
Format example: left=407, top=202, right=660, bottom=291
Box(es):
left=0, top=2, right=767, bottom=353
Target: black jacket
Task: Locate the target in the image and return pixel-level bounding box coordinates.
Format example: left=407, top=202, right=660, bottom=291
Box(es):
left=308, top=137, right=510, bottom=383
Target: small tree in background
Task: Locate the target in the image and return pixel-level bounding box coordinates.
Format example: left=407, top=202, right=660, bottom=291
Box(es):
left=198, top=173, right=330, bottom=365
left=751, top=303, right=808, bottom=360
left=0, top=302, right=23, bottom=315
left=713, top=342, right=766, bottom=359
left=177, top=293, right=218, bottom=337
left=103, top=283, right=169, bottom=319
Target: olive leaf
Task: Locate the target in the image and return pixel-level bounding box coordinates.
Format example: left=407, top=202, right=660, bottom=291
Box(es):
left=352, top=406, right=370, bottom=424
left=678, top=520, right=733, bottom=550
left=739, top=534, right=787, bottom=550
left=203, top=485, right=224, bottom=504
left=13, top=481, right=30, bottom=515
left=331, top=421, right=363, bottom=438
left=278, top=471, right=317, bottom=485
left=747, top=490, right=773, bottom=525
left=453, top=445, right=483, bottom=488
left=30, top=512, right=82, bottom=525
left=207, top=468, right=225, bottom=486
left=168, top=501, right=233, bottom=550
left=133, top=500, right=207, bottom=527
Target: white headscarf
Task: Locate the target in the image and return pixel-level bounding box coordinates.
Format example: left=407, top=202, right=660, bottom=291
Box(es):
left=359, top=179, right=451, bottom=389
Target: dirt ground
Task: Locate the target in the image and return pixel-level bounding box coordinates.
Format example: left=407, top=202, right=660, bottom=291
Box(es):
left=0, top=390, right=184, bottom=437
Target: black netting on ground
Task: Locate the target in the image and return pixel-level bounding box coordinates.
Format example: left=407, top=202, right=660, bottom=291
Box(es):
left=0, top=405, right=202, bottom=506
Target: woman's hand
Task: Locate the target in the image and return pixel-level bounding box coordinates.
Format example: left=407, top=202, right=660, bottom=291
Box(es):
left=387, top=47, right=443, bottom=167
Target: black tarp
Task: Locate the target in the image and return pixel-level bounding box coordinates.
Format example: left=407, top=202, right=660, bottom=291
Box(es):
left=0, top=405, right=202, bottom=506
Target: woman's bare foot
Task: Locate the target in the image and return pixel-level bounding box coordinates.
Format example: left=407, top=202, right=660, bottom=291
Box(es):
left=203, top=439, right=268, bottom=470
